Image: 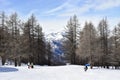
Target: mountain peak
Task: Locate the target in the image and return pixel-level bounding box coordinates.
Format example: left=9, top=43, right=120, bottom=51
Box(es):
left=45, top=32, right=65, bottom=41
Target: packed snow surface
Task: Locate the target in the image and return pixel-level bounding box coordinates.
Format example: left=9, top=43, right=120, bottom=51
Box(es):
left=0, top=65, right=120, bottom=80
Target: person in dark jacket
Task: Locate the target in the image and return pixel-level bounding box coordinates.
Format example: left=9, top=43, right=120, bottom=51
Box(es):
left=84, top=64, right=90, bottom=71
left=84, top=65, right=88, bottom=71
left=31, top=63, right=34, bottom=68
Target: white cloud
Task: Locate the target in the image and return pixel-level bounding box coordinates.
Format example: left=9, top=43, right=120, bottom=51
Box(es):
left=45, top=0, right=82, bottom=15
left=93, top=0, right=120, bottom=10
left=58, top=4, right=94, bottom=17
left=46, top=2, right=69, bottom=14
left=40, top=15, right=120, bottom=34
left=40, top=19, right=68, bottom=34
left=45, top=0, right=120, bottom=17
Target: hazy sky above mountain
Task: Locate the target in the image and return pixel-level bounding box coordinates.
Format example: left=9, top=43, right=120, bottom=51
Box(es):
left=0, top=0, right=120, bottom=34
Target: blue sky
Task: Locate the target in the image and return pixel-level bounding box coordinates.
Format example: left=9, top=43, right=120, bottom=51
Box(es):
left=0, top=0, right=120, bottom=34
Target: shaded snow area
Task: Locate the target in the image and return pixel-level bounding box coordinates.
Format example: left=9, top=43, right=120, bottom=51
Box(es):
left=0, top=65, right=120, bottom=80
left=0, top=67, right=18, bottom=72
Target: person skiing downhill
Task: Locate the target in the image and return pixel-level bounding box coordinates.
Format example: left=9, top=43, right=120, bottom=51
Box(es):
left=84, top=64, right=90, bottom=71
left=84, top=65, right=88, bottom=71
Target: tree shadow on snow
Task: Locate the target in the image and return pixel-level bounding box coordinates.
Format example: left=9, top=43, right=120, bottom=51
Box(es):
left=0, top=67, right=18, bottom=72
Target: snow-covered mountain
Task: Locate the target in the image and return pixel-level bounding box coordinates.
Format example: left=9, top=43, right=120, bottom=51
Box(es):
left=45, top=32, right=65, bottom=55
left=46, top=32, right=65, bottom=41
left=45, top=32, right=65, bottom=64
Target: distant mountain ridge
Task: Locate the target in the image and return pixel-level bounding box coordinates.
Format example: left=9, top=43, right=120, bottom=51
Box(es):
left=45, top=32, right=65, bottom=55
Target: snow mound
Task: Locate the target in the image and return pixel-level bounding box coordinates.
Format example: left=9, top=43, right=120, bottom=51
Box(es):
left=0, top=67, right=18, bottom=72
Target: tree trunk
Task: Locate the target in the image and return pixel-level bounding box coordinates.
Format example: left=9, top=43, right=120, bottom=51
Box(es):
left=14, top=58, right=17, bottom=67
left=1, top=56, right=6, bottom=65
left=18, top=56, right=21, bottom=66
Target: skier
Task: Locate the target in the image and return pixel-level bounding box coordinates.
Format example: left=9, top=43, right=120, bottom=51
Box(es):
left=84, top=65, right=88, bottom=71
left=84, top=64, right=90, bottom=71
left=31, top=62, right=34, bottom=68
left=27, top=62, right=30, bottom=69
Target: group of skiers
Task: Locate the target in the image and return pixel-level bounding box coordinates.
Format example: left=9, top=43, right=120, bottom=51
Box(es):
left=27, top=62, right=89, bottom=71
left=27, top=62, right=34, bottom=69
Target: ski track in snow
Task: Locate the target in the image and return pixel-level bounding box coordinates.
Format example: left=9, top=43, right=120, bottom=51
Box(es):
left=0, top=65, right=120, bottom=80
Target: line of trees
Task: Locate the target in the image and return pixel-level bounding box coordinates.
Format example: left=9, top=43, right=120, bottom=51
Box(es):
left=0, top=12, right=53, bottom=66
left=63, top=15, right=120, bottom=69
left=0, top=12, right=120, bottom=69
